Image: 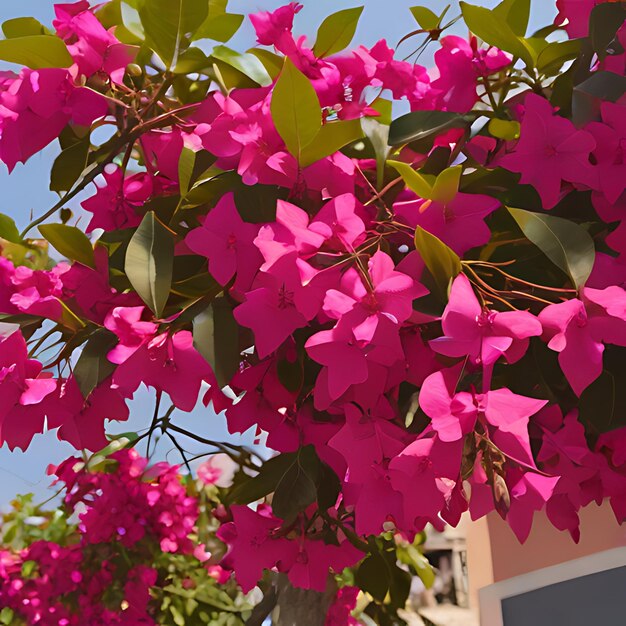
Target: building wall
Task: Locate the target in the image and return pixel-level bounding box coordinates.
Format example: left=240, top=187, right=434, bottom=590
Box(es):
left=485, top=502, right=626, bottom=582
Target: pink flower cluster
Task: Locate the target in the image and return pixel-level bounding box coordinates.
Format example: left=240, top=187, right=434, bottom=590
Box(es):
left=1, top=0, right=626, bottom=603
left=0, top=449, right=200, bottom=625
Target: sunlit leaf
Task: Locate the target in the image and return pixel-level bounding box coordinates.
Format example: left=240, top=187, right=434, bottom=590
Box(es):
left=2, top=17, right=48, bottom=38
left=414, top=226, right=462, bottom=299
left=139, top=0, right=209, bottom=66
left=388, top=160, right=434, bottom=198
left=0, top=35, right=72, bottom=68
left=211, top=45, right=272, bottom=86
left=388, top=110, right=469, bottom=146
left=271, top=57, right=322, bottom=162
left=0, top=213, right=21, bottom=244
left=460, top=1, right=534, bottom=67
left=493, top=0, right=530, bottom=36
left=508, top=207, right=595, bottom=289
left=298, top=118, right=363, bottom=167
left=312, top=7, right=364, bottom=58
left=38, top=224, right=95, bottom=268
left=431, top=165, right=462, bottom=204
left=125, top=212, right=174, bottom=317
left=409, top=6, right=440, bottom=30
left=488, top=118, right=521, bottom=140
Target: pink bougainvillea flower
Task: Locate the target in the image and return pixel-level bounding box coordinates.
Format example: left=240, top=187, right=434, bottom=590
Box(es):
left=394, top=191, right=500, bottom=256
left=286, top=538, right=363, bottom=592
left=54, top=1, right=137, bottom=84
left=0, top=68, right=107, bottom=171
left=141, top=128, right=186, bottom=182
left=9, top=263, right=67, bottom=321
left=505, top=469, right=560, bottom=543
left=217, top=505, right=298, bottom=593
left=46, top=376, right=129, bottom=452
left=430, top=274, right=542, bottom=375
left=310, top=193, right=367, bottom=251
left=499, top=93, right=597, bottom=209
left=82, top=166, right=164, bottom=233
left=196, top=454, right=237, bottom=488
left=195, top=89, right=298, bottom=188
left=60, top=245, right=142, bottom=325
left=425, top=36, right=511, bottom=113
left=104, top=306, right=158, bottom=363
left=420, top=365, right=547, bottom=468
left=587, top=102, right=626, bottom=204
left=235, top=255, right=334, bottom=358
left=249, top=2, right=303, bottom=48
left=255, top=199, right=327, bottom=269
left=113, top=330, right=218, bottom=411
left=186, top=193, right=262, bottom=292
left=0, top=325, right=57, bottom=450
left=323, top=251, right=425, bottom=325
left=307, top=314, right=405, bottom=402
left=539, top=287, right=626, bottom=395
left=389, top=434, right=463, bottom=525
left=555, top=0, right=598, bottom=38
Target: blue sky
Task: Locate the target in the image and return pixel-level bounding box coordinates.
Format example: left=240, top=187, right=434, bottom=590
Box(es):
left=0, top=0, right=557, bottom=506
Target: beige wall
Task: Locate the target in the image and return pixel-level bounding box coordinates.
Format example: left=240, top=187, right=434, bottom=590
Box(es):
left=483, top=502, right=626, bottom=582
left=465, top=515, right=494, bottom=612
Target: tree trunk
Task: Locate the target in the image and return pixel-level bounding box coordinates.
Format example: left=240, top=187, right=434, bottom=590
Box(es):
left=272, top=574, right=336, bottom=626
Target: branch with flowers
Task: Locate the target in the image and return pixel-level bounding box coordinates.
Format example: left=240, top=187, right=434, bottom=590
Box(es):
left=1, top=0, right=626, bottom=623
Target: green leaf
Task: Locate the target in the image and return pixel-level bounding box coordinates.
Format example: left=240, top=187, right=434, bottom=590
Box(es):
left=488, top=118, right=521, bottom=140
left=211, top=45, right=272, bottom=86
left=460, top=2, right=534, bottom=67
left=356, top=552, right=391, bottom=602
left=194, top=12, right=244, bottom=43
left=193, top=297, right=240, bottom=388
left=125, top=212, right=174, bottom=317
left=139, top=0, right=209, bottom=66
left=229, top=446, right=325, bottom=523
left=507, top=207, right=595, bottom=289
left=409, top=6, right=440, bottom=31
left=272, top=446, right=320, bottom=523
left=248, top=48, right=283, bottom=81
left=229, top=451, right=300, bottom=505
left=414, top=226, right=462, bottom=299
left=120, top=1, right=145, bottom=39
left=2, top=17, right=48, bottom=38
left=0, top=213, right=20, bottom=243
left=299, top=118, right=364, bottom=167
left=536, top=39, right=581, bottom=74
left=178, top=147, right=196, bottom=197
left=431, top=165, right=462, bottom=204
left=312, top=6, right=364, bottom=58
left=173, top=46, right=209, bottom=73
left=573, top=71, right=626, bottom=126
left=73, top=331, right=118, bottom=398
left=493, top=0, right=530, bottom=36
left=0, top=607, right=14, bottom=626
left=590, top=2, right=626, bottom=61
left=0, top=35, right=72, bottom=69
left=388, top=160, right=434, bottom=199
left=38, top=223, right=95, bottom=268
left=277, top=353, right=303, bottom=393
left=388, top=110, right=469, bottom=146
left=50, top=135, right=90, bottom=194
left=271, top=57, right=322, bottom=162
left=400, top=544, right=435, bottom=588
left=316, top=462, right=341, bottom=511
left=362, top=118, right=390, bottom=190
